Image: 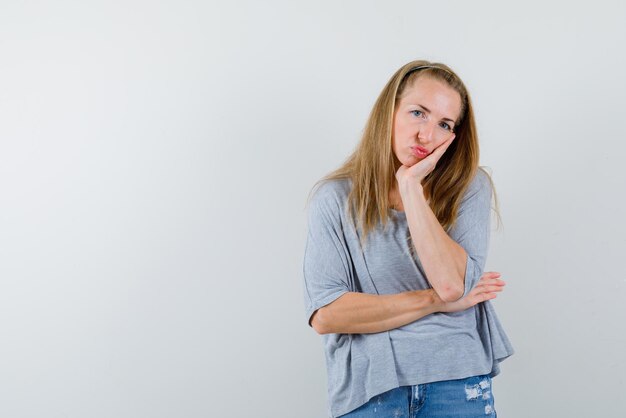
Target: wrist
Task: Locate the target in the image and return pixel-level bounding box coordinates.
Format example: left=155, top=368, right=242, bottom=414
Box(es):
left=398, top=180, right=424, bottom=199
left=424, top=288, right=444, bottom=314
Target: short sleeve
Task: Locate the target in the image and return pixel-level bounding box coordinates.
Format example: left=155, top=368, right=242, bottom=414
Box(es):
left=447, top=169, right=493, bottom=299
left=302, top=183, right=354, bottom=327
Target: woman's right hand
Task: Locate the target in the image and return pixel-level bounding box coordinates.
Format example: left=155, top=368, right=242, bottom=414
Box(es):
left=435, top=272, right=506, bottom=313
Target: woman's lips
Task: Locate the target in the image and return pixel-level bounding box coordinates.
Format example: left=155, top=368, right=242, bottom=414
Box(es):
left=411, top=146, right=429, bottom=158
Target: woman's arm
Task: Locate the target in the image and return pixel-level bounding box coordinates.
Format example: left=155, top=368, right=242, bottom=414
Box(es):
left=401, top=184, right=467, bottom=302
left=311, top=272, right=505, bottom=335
left=310, top=288, right=438, bottom=335
left=394, top=136, right=468, bottom=302
left=395, top=137, right=493, bottom=303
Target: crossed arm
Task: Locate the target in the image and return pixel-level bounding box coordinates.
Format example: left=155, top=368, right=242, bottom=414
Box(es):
left=310, top=272, right=505, bottom=335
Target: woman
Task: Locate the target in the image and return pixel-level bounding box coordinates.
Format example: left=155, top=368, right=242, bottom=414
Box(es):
left=302, top=60, right=514, bottom=417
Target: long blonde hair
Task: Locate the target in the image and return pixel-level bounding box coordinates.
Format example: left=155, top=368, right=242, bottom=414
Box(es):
left=315, top=60, right=500, bottom=241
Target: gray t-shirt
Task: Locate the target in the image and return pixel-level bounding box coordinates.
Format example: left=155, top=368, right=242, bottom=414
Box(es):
left=302, top=169, right=514, bottom=418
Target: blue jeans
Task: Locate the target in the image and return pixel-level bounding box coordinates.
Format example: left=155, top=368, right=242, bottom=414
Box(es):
left=339, top=374, right=496, bottom=417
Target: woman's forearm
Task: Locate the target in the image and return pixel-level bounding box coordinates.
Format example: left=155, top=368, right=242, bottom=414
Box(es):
left=401, top=184, right=467, bottom=302
left=310, top=289, right=439, bottom=335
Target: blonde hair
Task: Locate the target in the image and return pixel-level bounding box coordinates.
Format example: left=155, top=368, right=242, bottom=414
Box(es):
left=314, top=59, right=500, bottom=242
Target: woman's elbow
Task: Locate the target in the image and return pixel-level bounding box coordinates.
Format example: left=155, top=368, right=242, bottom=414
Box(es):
left=310, top=309, right=331, bottom=335
left=438, top=284, right=464, bottom=303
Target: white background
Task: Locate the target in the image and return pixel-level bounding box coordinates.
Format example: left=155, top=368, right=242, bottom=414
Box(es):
left=1, top=1, right=625, bottom=417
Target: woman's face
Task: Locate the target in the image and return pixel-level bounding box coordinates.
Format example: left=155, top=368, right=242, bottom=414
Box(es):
left=392, top=76, right=462, bottom=167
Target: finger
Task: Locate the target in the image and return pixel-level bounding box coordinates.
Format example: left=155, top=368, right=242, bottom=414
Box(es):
left=483, top=271, right=501, bottom=278
left=477, top=277, right=505, bottom=286
left=428, top=136, right=455, bottom=159
left=418, top=137, right=454, bottom=168
left=484, top=285, right=505, bottom=292
left=475, top=280, right=506, bottom=290
left=469, top=292, right=498, bottom=305
left=471, top=283, right=505, bottom=297
left=478, top=276, right=499, bottom=283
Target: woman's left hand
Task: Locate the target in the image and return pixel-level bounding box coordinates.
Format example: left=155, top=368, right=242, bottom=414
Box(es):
left=395, top=134, right=455, bottom=193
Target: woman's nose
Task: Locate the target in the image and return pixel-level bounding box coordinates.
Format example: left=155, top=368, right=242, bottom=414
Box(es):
left=417, top=121, right=436, bottom=142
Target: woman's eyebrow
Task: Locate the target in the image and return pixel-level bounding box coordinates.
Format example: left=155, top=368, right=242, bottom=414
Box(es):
left=416, top=103, right=456, bottom=124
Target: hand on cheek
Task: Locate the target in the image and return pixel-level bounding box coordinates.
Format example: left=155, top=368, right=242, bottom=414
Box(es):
left=395, top=134, right=455, bottom=191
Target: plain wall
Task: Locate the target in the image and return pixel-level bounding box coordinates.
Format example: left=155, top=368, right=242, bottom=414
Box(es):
left=1, top=1, right=625, bottom=417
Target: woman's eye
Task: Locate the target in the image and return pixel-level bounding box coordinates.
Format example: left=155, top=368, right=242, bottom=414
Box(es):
left=410, top=110, right=424, bottom=118
left=439, top=122, right=452, bottom=131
